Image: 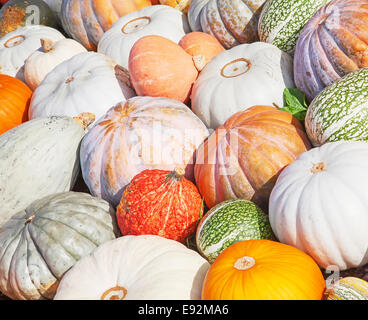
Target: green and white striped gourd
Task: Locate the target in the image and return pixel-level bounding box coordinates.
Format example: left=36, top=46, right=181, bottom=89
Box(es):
left=258, top=0, right=330, bottom=54
left=196, top=199, right=274, bottom=263
left=327, top=277, right=368, bottom=300
left=305, top=68, right=368, bottom=147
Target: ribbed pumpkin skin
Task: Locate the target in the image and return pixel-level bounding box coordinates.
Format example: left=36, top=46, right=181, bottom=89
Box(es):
left=196, top=199, right=274, bottom=263
left=258, top=0, right=329, bottom=54
left=188, top=0, right=266, bottom=49
left=294, top=0, right=368, bottom=102
left=129, top=35, right=198, bottom=103
left=327, top=277, right=368, bottom=300
left=61, top=0, right=152, bottom=50
left=305, top=68, right=368, bottom=147
left=0, top=192, right=118, bottom=300
left=80, top=96, right=209, bottom=207
left=117, top=169, right=202, bottom=243
left=202, top=239, right=326, bottom=300
left=194, top=105, right=311, bottom=211
left=0, top=75, right=32, bottom=135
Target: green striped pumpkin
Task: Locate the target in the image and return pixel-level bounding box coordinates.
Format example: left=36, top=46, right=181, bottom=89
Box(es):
left=305, top=68, right=368, bottom=147
left=258, top=0, right=329, bottom=54
left=196, top=199, right=274, bottom=263
left=327, top=277, right=368, bottom=300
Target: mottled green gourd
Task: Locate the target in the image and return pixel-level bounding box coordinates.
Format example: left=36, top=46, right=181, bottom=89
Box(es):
left=327, top=277, right=368, bottom=300
left=196, top=199, right=274, bottom=263
left=258, top=0, right=330, bottom=54
left=305, top=68, right=368, bottom=147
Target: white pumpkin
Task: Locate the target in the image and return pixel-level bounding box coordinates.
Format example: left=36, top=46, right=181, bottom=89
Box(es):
left=0, top=191, right=118, bottom=300
left=0, top=25, right=65, bottom=82
left=0, top=113, right=94, bottom=228
left=191, top=41, right=295, bottom=129
left=98, top=5, right=190, bottom=70
left=269, top=141, right=368, bottom=271
left=24, top=38, right=87, bottom=91
left=29, top=52, right=136, bottom=125
left=54, top=235, right=210, bottom=300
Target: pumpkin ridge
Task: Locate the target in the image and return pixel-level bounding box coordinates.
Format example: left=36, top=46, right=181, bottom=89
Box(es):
left=306, top=31, right=325, bottom=90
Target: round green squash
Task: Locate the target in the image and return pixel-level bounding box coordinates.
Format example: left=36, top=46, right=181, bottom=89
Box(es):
left=0, top=191, right=119, bottom=300
left=196, top=199, right=274, bottom=263
left=0, top=0, right=58, bottom=37
left=326, top=277, right=368, bottom=300
left=258, top=0, right=330, bottom=54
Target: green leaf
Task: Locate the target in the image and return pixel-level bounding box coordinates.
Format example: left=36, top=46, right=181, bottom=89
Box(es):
left=278, top=88, right=309, bottom=121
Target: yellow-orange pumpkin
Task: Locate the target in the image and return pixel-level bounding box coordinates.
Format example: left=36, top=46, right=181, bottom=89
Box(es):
left=179, top=32, right=225, bottom=71
left=159, top=0, right=191, bottom=13
left=194, top=105, right=311, bottom=211
left=0, top=74, right=32, bottom=135
left=202, top=239, right=326, bottom=300
left=129, top=35, right=198, bottom=103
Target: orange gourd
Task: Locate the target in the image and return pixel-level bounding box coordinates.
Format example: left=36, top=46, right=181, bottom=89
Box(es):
left=116, top=168, right=203, bottom=243
left=0, top=75, right=32, bottom=135
left=128, top=35, right=198, bottom=103
left=179, top=32, right=225, bottom=71
left=194, top=105, right=311, bottom=211
left=202, top=239, right=326, bottom=300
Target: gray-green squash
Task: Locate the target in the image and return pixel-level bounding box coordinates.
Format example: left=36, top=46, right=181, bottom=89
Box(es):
left=0, top=191, right=118, bottom=300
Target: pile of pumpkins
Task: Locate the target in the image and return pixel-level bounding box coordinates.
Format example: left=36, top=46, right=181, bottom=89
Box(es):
left=0, top=0, right=368, bottom=301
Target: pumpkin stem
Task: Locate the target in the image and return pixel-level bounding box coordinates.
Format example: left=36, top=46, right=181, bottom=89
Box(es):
left=25, top=214, right=35, bottom=225
left=234, top=256, right=255, bottom=270
left=115, top=65, right=133, bottom=90
left=193, top=55, right=206, bottom=71
left=311, top=161, right=327, bottom=173
left=73, top=112, right=96, bottom=130
left=40, top=38, right=54, bottom=52
left=100, top=286, right=127, bottom=300
left=165, top=167, right=185, bottom=184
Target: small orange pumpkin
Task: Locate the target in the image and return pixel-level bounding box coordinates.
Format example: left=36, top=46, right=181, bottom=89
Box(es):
left=0, top=74, right=32, bottom=135
left=202, top=239, right=326, bottom=300
left=129, top=35, right=198, bottom=103
left=179, top=32, right=225, bottom=71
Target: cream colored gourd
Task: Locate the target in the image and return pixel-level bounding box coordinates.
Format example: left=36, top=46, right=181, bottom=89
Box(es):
left=0, top=113, right=94, bottom=228
left=269, top=141, right=368, bottom=271
left=24, top=38, right=87, bottom=90
left=54, top=235, right=210, bottom=300
left=0, top=192, right=118, bottom=300
left=29, top=52, right=135, bottom=126
left=98, top=5, right=190, bottom=69
left=191, top=41, right=295, bottom=129
left=0, top=26, right=65, bottom=82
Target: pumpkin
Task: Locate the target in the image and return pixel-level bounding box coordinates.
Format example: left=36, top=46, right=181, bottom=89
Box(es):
left=61, top=0, right=153, bottom=51
left=42, top=0, right=63, bottom=19
left=29, top=52, right=135, bottom=126
left=159, top=0, right=191, bottom=13
left=24, top=38, right=87, bottom=91
left=98, top=5, right=190, bottom=70
left=196, top=199, right=274, bottom=263
left=80, top=96, right=209, bottom=207
left=202, top=239, right=326, bottom=300
left=179, top=31, right=225, bottom=71
left=191, top=42, right=295, bottom=130
left=188, top=0, right=266, bottom=49
left=326, top=277, right=368, bottom=300
left=294, top=0, right=368, bottom=102
left=117, top=168, right=202, bottom=243
left=0, top=191, right=118, bottom=300
left=0, top=113, right=94, bottom=228
left=269, top=141, right=368, bottom=270
left=0, top=0, right=58, bottom=37
left=194, top=105, right=311, bottom=211
left=258, top=0, right=330, bottom=54
left=305, top=68, right=368, bottom=147
left=54, top=235, right=209, bottom=300
left=0, top=74, right=32, bottom=135
left=0, top=25, right=64, bottom=82
left=129, top=35, right=198, bottom=103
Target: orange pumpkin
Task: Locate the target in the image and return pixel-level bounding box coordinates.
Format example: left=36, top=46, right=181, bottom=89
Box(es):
left=159, top=0, right=191, bottom=13
left=202, top=239, right=326, bottom=300
left=61, top=0, right=152, bottom=50
left=179, top=32, right=225, bottom=71
left=194, top=105, right=311, bottom=211
left=0, top=75, right=32, bottom=135
left=116, top=168, right=203, bottom=243
left=129, top=35, right=198, bottom=103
